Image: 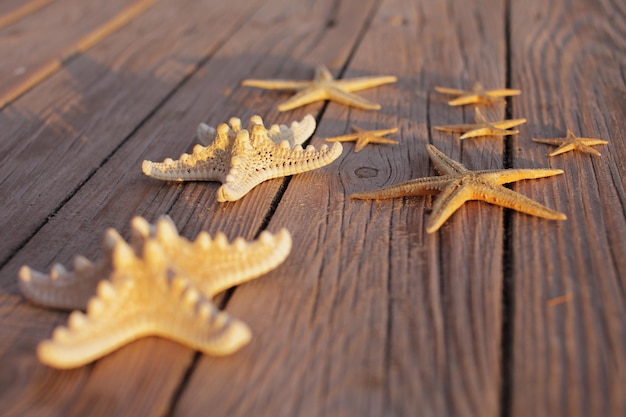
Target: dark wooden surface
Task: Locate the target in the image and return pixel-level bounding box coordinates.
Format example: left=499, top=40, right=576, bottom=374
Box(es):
left=0, top=0, right=624, bottom=416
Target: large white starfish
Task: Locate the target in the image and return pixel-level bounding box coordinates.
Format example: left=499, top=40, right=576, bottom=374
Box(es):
left=19, top=216, right=292, bottom=368
left=142, top=115, right=343, bottom=202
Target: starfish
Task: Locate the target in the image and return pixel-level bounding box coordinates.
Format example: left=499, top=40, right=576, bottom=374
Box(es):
left=435, top=107, right=527, bottom=139
left=142, top=114, right=343, bottom=202
left=19, top=216, right=292, bottom=368
left=241, top=65, right=397, bottom=111
left=325, top=126, right=399, bottom=153
left=350, top=144, right=567, bottom=233
left=532, top=129, right=609, bottom=156
left=196, top=114, right=316, bottom=147
left=435, top=82, right=521, bottom=106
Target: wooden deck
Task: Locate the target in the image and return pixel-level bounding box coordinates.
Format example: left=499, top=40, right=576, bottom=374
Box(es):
left=1, top=0, right=624, bottom=415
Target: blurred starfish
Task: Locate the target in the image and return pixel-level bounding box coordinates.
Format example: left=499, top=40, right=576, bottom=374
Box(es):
left=351, top=144, right=566, bottom=233
left=242, top=65, right=397, bottom=111
left=435, top=107, right=526, bottom=139
left=19, top=216, right=292, bottom=368
left=532, top=129, right=608, bottom=156
left=326, top=126, right=398, bottom=152
left=435, top=82, right=521, bottom=106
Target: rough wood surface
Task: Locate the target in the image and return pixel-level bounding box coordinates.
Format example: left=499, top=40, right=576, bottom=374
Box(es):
left=176, top=0, right=508, bottom=416
left=509, top=0, right=626, bottom=416
left=0, top=0, right=624, bottom=416
left=0, top=0, right=156, bottom=108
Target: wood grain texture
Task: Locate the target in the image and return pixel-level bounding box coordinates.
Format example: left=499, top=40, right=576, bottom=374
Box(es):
left=509, top=0, right=626, bottom=415
left=0, top=0, right=625, bottom=415
left=0, top=0, right=269, bottom=414
left=0, top=0, right=380, bottom=415
left=0, top=0, right=155, bottom=108
left=0, top=0, right=270, bottom=267
left=174, top=0, right=507, bottom=416
left=0, top=0, right=54, bottom=29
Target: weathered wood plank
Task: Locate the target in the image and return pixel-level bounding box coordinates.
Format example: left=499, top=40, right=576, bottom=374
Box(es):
left=175, top=0, right=508, bottom=416
left=0, top=0, right=273, bottom=414
left=0, top=0, right=54, bottom=29
left=0, top=0, right=380, bottom=414
left=0, top=0, right=270, bottom=266
left=509, top=0, right=626, bottom=415
left=0, top=0, right=156, bottom=108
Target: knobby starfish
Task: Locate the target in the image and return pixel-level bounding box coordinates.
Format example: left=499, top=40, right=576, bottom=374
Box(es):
left=532, top=129, right=609, bottom=156
left=350, top=144, right=566, bottom=233
left=435, top=107, right=526, bottom=139
left=435, top=82, right=521, bottom=106
left=142, top=115, right=343, bottom=202
left=325, top=126, right=399, bottom=153
left=19, top=216, right=292, bottom=368
left=196, top=114, right=316, bottom=147
left=241, top=65, right=397, bottom=111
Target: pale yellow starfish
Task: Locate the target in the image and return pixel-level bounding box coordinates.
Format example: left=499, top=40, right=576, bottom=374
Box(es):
left=19, top=216, right=292, bottom=368
left=241, top=65, right=397, bottom=111
left=142, top=115, right=343, bottom=202
left=435, top=82, right=521, bottom=106
left=325, top=126, right=399, bottom=153
left=435, top=107, right=527, bottom=139
left=532, top=129, right=609, bottom=156
left=350, top=144, right=566, bottom=233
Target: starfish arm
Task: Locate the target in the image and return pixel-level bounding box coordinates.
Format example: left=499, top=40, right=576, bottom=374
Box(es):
left=18, top=229, right=123, bottom=310
left=276, top=87, right=329, bottom=111
left=547, top=143, right=577, bottom=156
left=532, top=138, right=566, bottom=146
left=434, top=124, right=482, bottom=133
left=241, top=79, right=311, bottom=91
left=325, top=133, right=360, bottom=143
left=334, top=76, right=397, bottom=91
left=485, top=88, right=521, bottom=97
left=19, top=263, right=102, bottom=311
left=324, top=86, right=382, bottom=110
left=477, top=183, right=567, bottom=220
left=197, top=123, right=216, bottom=146
left=459, top=127, right=519, bottom=139
left=578, top=138, right=609, bottom=146
left=479, top=168, right=564, bottom=184
left=350, top=176, right=449, bottom=200
left=434, top=86, right=467, bottom=95
left=145, top=217, right=292, bottom=296
left=38, top=242, right=252, bottom=369
left=491, top=118, right=527, bottom=129
left=217, top=141, right=343, bottom=202
left=314, top=65, right=334, bottom=82
left=288, top=114, right=316, bottom=145
left=447, top=94, right=483, bottom=106
left=364, top=127, right=399, bottom=136
left=426, top=183, right=475, bottom=233
left=576, top=142, right=604, bottom=156
left=426, top=144, right=469, bottom=175
left=142, top=157, right=228, bottom=182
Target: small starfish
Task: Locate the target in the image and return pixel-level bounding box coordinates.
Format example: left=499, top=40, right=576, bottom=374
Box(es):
left=435, top=82, right=521, bottom=106
left=350, top=144, right=566, bottom=233
left=435, top=107, right=527, bottom=139
left=142, top=114, right=343, bottom=202
left=325, top=126, right=399, bottom=153
left=19, top=216, right=292, bottom=368
left=241, top=65, right=397, bottom=111
left=532, top=129, right=609, bottom=156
